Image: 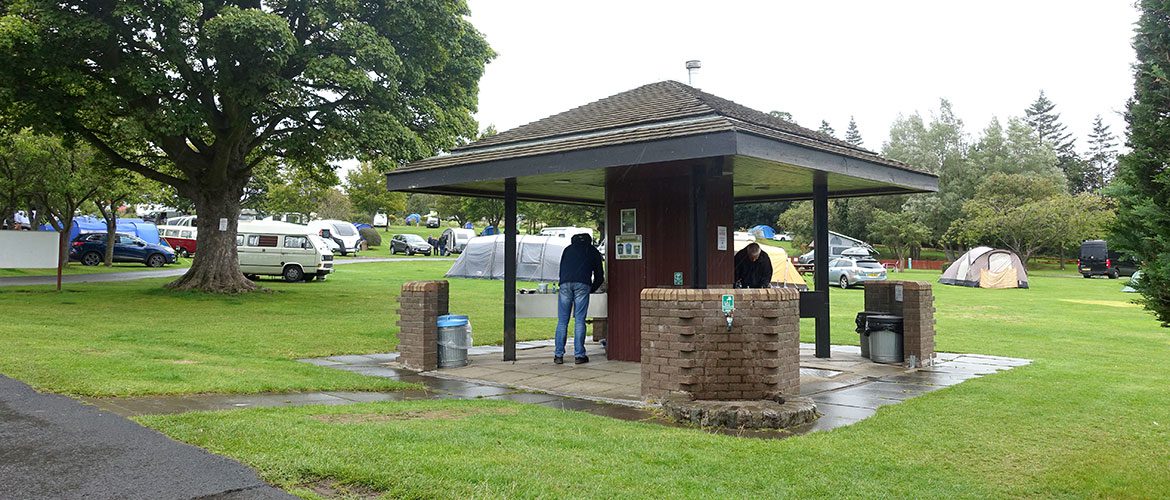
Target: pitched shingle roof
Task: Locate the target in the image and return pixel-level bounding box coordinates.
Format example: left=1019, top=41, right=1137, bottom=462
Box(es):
left=401, top=81, right=923, bottom=174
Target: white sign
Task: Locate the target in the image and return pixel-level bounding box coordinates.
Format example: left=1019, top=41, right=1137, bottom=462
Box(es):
left=717, top=226, right=728, bottom=251
left=0, top=231, right=61, bottom=268
left=615, top=234, right=643, bottom=260
left=895, top=284, right=904, bottom=302
left=218, top=218, right=228, bottom=231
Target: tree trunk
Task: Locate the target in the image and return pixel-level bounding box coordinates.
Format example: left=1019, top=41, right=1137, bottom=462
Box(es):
left=97, top=200, right=117, bottom=266
left=165, top=184, right=257, bottom=293
left=1058, top=246, right=1066, bottom=270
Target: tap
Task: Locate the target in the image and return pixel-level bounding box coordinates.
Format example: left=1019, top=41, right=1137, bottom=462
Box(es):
left=725, top=312, right=733, bottom=332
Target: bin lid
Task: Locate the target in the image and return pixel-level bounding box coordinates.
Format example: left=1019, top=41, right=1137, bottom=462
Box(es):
left=437, top=317, right=469, bottom=328
left=866, top=314, right=903, bottom=327
left=438, top=314, right=469, bottom=322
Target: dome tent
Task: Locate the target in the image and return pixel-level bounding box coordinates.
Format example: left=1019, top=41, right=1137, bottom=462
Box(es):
left=733, top=240, right=807, bottom=290
left=748, top=225, right=776, bottom=239
left=940, top=246, right=1029, bottom=289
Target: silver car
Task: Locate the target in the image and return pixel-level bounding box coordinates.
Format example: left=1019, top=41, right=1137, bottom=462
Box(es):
left=827, top=258, right=887, bottom=288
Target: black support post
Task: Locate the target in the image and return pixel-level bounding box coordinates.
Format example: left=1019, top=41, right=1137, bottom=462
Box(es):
left=504, top=177, right=518, bottom=361
left=691, top=164, right=708, bottom=289
left=813, top=171, right=831, bottom=358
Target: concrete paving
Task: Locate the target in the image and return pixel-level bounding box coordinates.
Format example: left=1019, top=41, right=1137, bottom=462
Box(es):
left=0, top=375, right=293, bottom=500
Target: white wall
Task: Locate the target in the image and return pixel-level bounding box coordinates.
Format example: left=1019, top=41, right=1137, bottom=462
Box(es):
left=0, top=231, right=61, bottom=268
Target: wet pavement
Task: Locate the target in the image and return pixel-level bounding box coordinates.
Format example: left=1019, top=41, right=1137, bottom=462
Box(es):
left=84, top=343, right=1028, bottom=438
left=0, top=375, right=293, bottom=499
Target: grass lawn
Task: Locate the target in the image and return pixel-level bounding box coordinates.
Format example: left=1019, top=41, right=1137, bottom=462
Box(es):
left=140, top=269, right=1170, bottom=497
left=0, top=258, right=192, bottom=278
left=0, top=260, right=553, bottom=396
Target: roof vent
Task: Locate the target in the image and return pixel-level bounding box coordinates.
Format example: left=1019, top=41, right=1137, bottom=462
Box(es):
left=685, top=60, right=701, bottom=87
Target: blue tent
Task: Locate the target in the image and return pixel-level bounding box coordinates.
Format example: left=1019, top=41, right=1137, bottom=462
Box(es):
left=41, top=216, right=162, bottom=244
left=405, top=213, right=421, bottom=225
left=464, top=221, right=474, bottom=230
left=748, top=225, right=776, bottom=239
left=482, top=225, right=497, bottom=236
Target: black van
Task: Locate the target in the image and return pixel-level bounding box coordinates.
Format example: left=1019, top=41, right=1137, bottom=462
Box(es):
left=1079, top=240, right=1137, bottom=279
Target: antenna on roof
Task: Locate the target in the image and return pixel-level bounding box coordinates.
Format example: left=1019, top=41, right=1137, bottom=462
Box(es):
left=685, top=60, right=702, bottom=87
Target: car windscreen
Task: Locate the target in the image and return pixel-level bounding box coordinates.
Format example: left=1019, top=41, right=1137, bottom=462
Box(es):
left=403, top=234, right=426, bottom=243
left=857, top=261, right=884, bottom=269
left=331, top=223, right=356, bottom=236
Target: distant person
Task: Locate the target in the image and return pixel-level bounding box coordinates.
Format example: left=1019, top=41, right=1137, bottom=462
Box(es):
left=437, top=232, right=448, bottom=256
left=734, top=243, right=773, bottom=288
left=554, top=233, right=604, bottom=365
left=426, top=235, right=437, bottom=256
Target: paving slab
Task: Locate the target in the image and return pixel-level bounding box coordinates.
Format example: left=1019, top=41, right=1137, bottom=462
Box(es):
left=0, top=376, right=292, bottom=500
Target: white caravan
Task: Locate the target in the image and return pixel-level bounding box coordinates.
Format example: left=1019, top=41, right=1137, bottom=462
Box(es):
left=441, top=227, right=477, bottom=254
left=307, top=219, right=362, bottom=256
left=236, top=221, right=334, bottom=282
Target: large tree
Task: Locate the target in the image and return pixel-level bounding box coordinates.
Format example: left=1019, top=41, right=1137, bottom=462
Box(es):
left=1112, top=0, right=1170, bottom=326
left=1085, top=115, right=1119, bottom=195
left=1025, top=91, right=1086, bottom=192
left=844, top=116, right=864, bottom=148
left=0, top=1, right=493, bottom=292
left=346, top=161, right=406, bottom=222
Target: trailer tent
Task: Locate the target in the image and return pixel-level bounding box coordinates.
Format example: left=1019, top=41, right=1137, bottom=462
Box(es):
left=733, top=240, right=807, bottom=290
left=939, top=246, right=1029, bottom=289
left=445, top=234, right=570, bottom=282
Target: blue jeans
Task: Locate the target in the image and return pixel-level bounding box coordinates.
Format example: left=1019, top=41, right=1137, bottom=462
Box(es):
left=554, top=282, right=590, bottom=358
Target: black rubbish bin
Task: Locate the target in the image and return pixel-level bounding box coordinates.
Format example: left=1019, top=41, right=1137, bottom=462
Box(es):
left=866, top=314, right=904, bottom=364
left=854, top=311, right=885, bottom=359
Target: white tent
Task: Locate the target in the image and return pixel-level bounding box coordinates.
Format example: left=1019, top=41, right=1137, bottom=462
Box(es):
left=939, top=246, right=1029, bottom=289
left=445, top=234, right=570, bottom=282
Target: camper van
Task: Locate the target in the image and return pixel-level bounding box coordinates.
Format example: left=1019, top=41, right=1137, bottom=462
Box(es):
left=539, top=227, right=593, bottom=240
left=159, top=215, right=198, bottom=257
left=237, top=221, right=334, bottom=282
left=442, top=228, right=476, bottom=254
left=307, top=219, right=362, bottom=256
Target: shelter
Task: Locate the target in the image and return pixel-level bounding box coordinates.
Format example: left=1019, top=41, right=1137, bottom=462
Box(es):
left=748, top=225, right=776, bottom=239
left=387, top=81, right=937, bottom=361
left=445, top=234, right=569, bottom=282
left=732, top=240, right=806, bottom=289
left=939, top=247, right=1029, bottom=289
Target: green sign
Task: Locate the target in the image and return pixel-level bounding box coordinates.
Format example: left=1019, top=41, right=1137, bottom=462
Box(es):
left=721, top=294, right=734, bottom=313
left=673, top=272, right=683, bottom=286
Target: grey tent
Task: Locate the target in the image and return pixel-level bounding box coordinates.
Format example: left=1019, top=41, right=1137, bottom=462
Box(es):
left=939, top=246, right=1029, bottom=289
left=445, top=234, right=569, bottom=282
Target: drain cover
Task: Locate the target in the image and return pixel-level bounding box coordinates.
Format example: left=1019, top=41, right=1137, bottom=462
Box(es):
left=800, top=367, right=843, bottom=378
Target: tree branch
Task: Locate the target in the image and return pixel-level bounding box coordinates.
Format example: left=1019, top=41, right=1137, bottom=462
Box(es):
left=78, top=129, right=187, bottom=189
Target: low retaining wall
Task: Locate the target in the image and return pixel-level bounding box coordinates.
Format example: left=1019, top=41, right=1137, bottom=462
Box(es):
left=396, top=280, right=449, bottom=371
left=640, top=288, right=801, bottom=401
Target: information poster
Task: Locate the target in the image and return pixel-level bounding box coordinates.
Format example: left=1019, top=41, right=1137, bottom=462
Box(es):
left=717, top=226, right=728, bottom=251
left=615, top=234, right=643, bottom=260
left=620, top=208, right=636, bottom=235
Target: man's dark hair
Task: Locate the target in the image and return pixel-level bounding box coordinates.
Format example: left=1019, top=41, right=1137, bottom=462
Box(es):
left=571, top=233, right=593, bottom=245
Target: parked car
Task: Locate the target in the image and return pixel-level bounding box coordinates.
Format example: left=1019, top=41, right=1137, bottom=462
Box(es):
left=425, top=216, right=441, bottom=228
left=237, top=221, right=334, bottom=282
left=70, top=233, right=177, bottom=267
left=799, top=246, right=875, bottom=264
left=372, top=212, right=388, bottom=228
left=1079, top=239, right=1137, bottom=279
left=389, top=234, right=433, bottom=255
left=774, top=232, right=794, bottom=242
left=827, top=257, right=887, bottom=288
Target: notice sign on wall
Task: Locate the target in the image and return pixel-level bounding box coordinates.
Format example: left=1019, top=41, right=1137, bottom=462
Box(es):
left=717, top=226, right=728, bottom=251
left=615, top=234, right=642, bottom=260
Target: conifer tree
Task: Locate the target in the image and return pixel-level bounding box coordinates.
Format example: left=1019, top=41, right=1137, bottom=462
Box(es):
left=845, top=116, right=864, bottom=148
left=1085, top=115, right=1118, bottom=194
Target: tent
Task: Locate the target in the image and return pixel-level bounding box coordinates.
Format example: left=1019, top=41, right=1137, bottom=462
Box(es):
left=733, top=240, right=807, bottom=290
left=748, top=225, right=776, bottom=239
left=446, top=234, right=570, bottom=282
left=1122, top=270, right=1143, bottom=293
left=405, top=213, right=421, bottom=225
left=939, top=246, right=1029, bottom=289
left=39, top=216, right=162, bottom=244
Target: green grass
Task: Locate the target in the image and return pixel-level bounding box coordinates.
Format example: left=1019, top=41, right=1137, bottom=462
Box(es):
left=140, top=268, right=1170, bottom=497
left=0, top=258, right=192, bottom=278
left=0, top=261, right=554, bottom=396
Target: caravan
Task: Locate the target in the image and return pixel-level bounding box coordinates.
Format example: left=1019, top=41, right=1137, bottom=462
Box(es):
left=307, top=219, right=362, bottom=256
left=237, top=221, right=334, bottom=282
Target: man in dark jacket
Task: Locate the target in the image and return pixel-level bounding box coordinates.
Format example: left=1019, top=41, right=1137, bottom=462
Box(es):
left=554, top=233, right=604, bottom=365
left=734, top=243, right=773, bottom=288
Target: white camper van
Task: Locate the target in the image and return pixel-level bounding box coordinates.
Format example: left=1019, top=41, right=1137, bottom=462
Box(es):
left=307, top=219, right=362, bottom=256
left=237, top=221, right=334, bottom=282
left=539, top=227, right=593, bottom=240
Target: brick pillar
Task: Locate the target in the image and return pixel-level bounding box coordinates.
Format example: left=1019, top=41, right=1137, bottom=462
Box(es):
left=863, top=281, right=936, bottom=367
left=640, top=288, right=801, bottom=402
left=396, top=280, right=449, bottom=371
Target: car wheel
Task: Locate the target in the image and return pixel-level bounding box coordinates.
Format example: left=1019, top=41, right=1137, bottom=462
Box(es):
left=839, top=276, right=849, bottom=289
left=1082, top=274, right=1092, bottom=279
left=282, top=265, right=304, bottom=282
left=245, top=274, right=259, bottom=281
left=146, top=254, right=165, bottom=268
left=177, top=248, right=189, bottom=258
left=408, top=250, right=414, bottom=256
left=1108, top=269, right=1120, bottom=279
left=82, top=252, right=102, bottom=266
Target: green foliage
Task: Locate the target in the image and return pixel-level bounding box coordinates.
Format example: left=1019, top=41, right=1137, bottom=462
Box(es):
left=1112, top=0, right=1170, bottom=326
left=1024, top=91, right=1086, bottom=192
left=868, top=209, right=930, bottom=267
left=776, top=202, right=813, bottom=249
left=767, top=110, right=795, bottom=123
left=818, top=120, right=836, bottom=138
left=314, top=189, right=354, bottom=221
left=346, top=161, right=406, bottom=220
left=733, top=202, right=790, bottom=229
left=845, top=116, right=864, bottom=148
left=358, top=227, right=381, bottom=247
left=519, top=202, right=599, bottom=233
left=1085, top=115, right=1118, bottom=194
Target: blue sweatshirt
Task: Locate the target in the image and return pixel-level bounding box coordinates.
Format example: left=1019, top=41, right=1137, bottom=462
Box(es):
left=559, top=240, right=605, bottom=292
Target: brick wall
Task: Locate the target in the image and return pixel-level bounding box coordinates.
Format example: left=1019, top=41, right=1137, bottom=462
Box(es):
left=396, top=280, right=449, bottom=371
left=640, top=288, right=801, bottom=401
left=863, top=281, right=936, bottom=367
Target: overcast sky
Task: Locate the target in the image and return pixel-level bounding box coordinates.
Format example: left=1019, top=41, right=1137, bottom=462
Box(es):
left=463, top=0, right=1138, bottom=154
